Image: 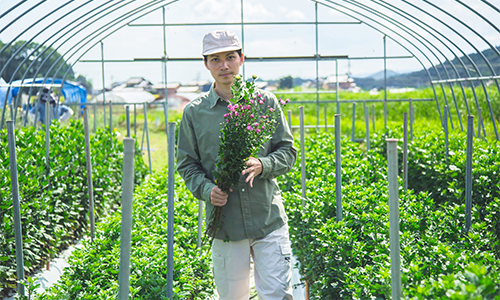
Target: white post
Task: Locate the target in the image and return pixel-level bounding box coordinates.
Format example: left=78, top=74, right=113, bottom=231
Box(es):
left=117, top=138, right=135, bottom=300
left=387, top=138, right=401, bottom=300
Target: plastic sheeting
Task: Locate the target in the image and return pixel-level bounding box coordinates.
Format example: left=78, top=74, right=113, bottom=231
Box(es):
left=0, top=78, right=87, bottom=107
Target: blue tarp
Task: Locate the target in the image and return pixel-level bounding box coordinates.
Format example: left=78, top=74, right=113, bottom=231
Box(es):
left=0, top=78, right=87, bottom=107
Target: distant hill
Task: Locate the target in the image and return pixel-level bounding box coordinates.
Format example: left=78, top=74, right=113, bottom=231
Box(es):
left=366, top=70, right=400, bottom=80
left=353, top=46, right=500, bottom=90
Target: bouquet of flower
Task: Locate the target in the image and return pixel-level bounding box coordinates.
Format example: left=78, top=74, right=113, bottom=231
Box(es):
left=205, top=74, right=289, bottom=243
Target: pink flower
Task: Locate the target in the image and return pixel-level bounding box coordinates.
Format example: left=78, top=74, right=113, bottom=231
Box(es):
left=258, top=94, right=262, bottom=98
left=234, top=104, right=239, bottom=109
left=224, top=113, right=228, bottom=117
left=247, top=125, right=253, bottom=131
left=258, top=100, right=264, bottom=105
left=227, top=104, right=233, bottom=110
left=226, top=119, right=229, bottom=122
left=269, top=107, right=275, bottom=112
left=235, top=112, right=238, bottom=116
left=286, top=98, right=290, bottom=103
left=261, top=126, right=265, bottom=130
left=254, top=123, right=259, bottom=127
left=280, top=99, right=286, bottom=105
left=250, top=114, right=254, bottom=118
left=250, top=99, right=254, bottom=104
left=256, top=128, right=261, bottom=133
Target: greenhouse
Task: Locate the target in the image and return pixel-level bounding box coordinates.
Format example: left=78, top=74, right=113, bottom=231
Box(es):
left=1, top=0, right=500, bottom=299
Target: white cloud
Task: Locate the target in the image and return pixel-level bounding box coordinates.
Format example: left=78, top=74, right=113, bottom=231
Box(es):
left=285, top=9, right=307, bottom=21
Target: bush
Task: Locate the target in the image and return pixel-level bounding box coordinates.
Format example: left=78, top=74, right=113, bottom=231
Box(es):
left=0, top=120, right=148, bottom=295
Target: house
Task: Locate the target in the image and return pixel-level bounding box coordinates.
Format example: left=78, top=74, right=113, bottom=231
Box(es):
left=323, top=75, right=356, bottom=90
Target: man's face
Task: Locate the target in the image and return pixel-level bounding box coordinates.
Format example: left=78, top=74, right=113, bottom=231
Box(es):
left=204, top=50, right=244, bottom=86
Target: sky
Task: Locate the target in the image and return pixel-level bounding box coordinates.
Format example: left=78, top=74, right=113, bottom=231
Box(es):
left=1, top=0, right=500, bottom=88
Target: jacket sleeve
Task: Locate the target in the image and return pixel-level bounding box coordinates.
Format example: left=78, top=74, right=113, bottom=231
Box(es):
left=258, top=93, right=297, bottom=179
left=176, top=107, right=215, bottom=202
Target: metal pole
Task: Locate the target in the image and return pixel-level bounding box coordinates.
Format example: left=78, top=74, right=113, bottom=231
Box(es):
left=352, top=102, right=356, bottom=142
left=409, top=98, right=414, bottom=141
left=335, top=114, right=342, bottom=222
left=45, top=102, right=50, bottom=178
left=403, top=113, right=408, bottom=193
left=134, top=104, right=137, bottom=137
left=144, top=106, right=152, bottom=175
left=387, top=138, right=401, bottom=300
left=324, top=105, right=327, bottom=132
left=372, top=104, right=375, bottom=131
left=300, top=106, right=306, bottom=211
left=287, top=110, right=292, bottom=132
left=93, top=101, right=97, bottom=133
left=126, top=106, right=130, bottom=138
left=365, top=106, right=370, bottom=151
left=7, top=121, right=25, bottom=296
left=444, top=106, right=449, bottom=164
left=101, top=42, right=107, bottom=129
left=117, top=138, right=135, bottom=300
left=83, top=108, right=95, bottom=242
left=478, top=107, right=483, bottom=138
left=384, top=35, right=388, bottom=130
left=109, top=100, right=113, bottom=135
left=465, top=115, right=474, bottom=233
left=197, top=199, right=203, bottom=256
left=315, top=2, right=320, bottom=131
left=336, top=59, right=340, bottom=114
left=167, top=122, right=176, bottom=300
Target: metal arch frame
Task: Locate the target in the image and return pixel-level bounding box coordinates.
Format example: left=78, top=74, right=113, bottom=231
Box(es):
left=8, top=0, right=122, bottom=124
left=338, top=0, right=463, bottom=130
left=1, top=0, right=175, bottom=129
left=401, top=0, right=499, bottom=140
left=1, top=0, right=106, bottom=126
left=1, top=0, right=499, bottom=138
left=422, top=0, right=500, bottom=140
left=384, top=0, right=492, bottom=137
left=314, top=0, right=444, bottom=126
left=372, top=0, right=470, bottom=131
left=10, top=0, right=139, bottom=126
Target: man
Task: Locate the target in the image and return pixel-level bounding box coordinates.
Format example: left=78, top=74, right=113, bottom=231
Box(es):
left=177, top=30, right=297, bottom=300
left=28, top=87, right=74, bottom=124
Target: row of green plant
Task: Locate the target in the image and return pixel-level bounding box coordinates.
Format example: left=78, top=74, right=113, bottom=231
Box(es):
left=0, top=120, right=148, bottom=297
left=371, top=127, right=500, bottom=250
left=281, top=131, right=500, bottom=299
left=34, top=171, right=214, bottom=300
left=276, top=85, right=500, bottom=141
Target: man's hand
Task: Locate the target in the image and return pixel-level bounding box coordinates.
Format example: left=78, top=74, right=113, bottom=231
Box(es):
left=242, top=157, right=262, bottom=188
left=211, top=186, right=232, bottom=206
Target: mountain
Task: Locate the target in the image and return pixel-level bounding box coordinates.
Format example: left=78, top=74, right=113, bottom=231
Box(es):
left=366, top=70, right=400, bottom=80
left=353, top=46, right=500, bottom=90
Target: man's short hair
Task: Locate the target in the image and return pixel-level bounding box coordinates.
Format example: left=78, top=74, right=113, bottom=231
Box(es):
left=203, top=49, right=242, bottom=62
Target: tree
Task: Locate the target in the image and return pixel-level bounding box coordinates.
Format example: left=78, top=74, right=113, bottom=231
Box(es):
left=279, top=75, right=294, bottom=89
left=0, top=40, right=75, bottom=83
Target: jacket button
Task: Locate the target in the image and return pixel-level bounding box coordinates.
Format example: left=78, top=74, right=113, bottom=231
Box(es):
left=242, top=188, right=245, bottom=192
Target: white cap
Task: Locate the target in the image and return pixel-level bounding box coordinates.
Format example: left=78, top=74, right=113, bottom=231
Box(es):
left=202, top=30, right=242, bottom=56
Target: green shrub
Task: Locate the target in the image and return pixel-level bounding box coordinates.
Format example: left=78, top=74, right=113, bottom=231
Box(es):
left=37, top=171, right=214, bottom=300
left=0, top=120, right=148, bottom=294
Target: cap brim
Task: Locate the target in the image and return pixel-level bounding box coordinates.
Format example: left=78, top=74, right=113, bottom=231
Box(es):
left=202, top=46, right=242, bottom=56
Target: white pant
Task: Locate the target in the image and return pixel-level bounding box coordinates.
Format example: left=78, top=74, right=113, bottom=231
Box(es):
left=212, top=225, right=294, bottom=300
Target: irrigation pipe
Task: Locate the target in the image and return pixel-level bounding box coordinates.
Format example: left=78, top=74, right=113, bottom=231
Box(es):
left=7, top=121, right=25, bottom=296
